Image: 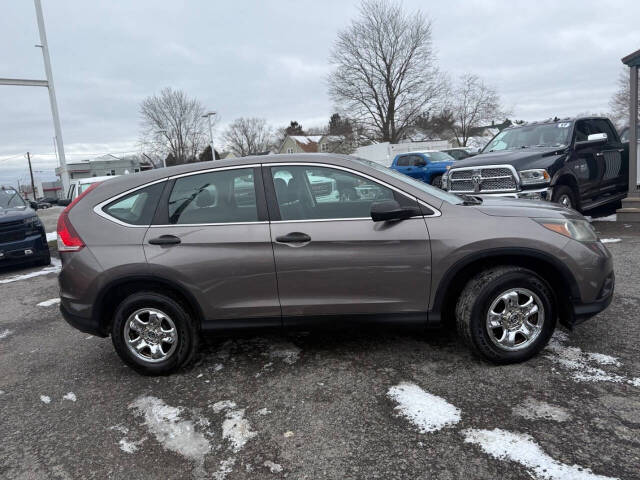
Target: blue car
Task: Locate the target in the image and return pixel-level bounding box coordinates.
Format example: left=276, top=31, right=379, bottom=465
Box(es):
left=390, top=151, right=455, bottom=188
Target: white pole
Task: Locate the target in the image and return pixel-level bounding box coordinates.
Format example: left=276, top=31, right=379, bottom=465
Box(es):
left=34, top=0, right=69, bottom=194
left=203, top=112, right=216, bottom=160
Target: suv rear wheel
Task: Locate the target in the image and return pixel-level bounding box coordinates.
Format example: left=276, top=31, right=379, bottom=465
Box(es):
left=455, top=266, right=556, bottom=364
left=111, top=292, right=199, bottom=375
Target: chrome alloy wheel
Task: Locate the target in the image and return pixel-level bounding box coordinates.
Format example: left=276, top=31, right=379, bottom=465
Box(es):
left=558, top=194, right=572, bottom=208
left=124, top=308, right=178, bottom=363
left=486, top=288, right=544, bottom=351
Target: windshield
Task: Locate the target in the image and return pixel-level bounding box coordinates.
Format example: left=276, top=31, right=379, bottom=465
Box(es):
left=483, top=122, right=572, bottom=152
left=351, top=157, right=462, bottom=205
left=425, top=151, right=455, bottom=162
left=0, top=188, right=26, bottom=209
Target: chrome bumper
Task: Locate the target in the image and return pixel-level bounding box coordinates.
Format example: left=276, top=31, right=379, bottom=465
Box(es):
left=477, top=187, right=553, bottom=201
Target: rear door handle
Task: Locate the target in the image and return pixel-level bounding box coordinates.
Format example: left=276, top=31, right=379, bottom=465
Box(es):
left=148, top=235, right=181, bottom=245
left=275, top=232, right=311, bottom=244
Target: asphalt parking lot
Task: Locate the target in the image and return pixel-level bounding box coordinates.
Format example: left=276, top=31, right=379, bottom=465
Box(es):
left=0, top=211, right=639, bottom=479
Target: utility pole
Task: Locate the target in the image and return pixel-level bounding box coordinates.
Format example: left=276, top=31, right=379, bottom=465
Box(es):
left=34, top=0, right=69, bottom=194
left=27, top=152, right=37, bottom=200
left=203, top=112, right=217, bottom=160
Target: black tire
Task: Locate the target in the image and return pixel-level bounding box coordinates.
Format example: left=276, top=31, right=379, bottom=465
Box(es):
left=111, top=292, right=199, bottom=375
left=455, top=266, right=556, bottom=364
left=431, top=175, right=443, bottom=189
left=552, top=185, right=577, bottom=210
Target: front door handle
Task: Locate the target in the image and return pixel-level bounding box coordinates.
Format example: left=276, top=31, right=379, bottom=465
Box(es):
left=275, top=232, right=311, bottom=244
left=148, top=235, right=181, bottom=245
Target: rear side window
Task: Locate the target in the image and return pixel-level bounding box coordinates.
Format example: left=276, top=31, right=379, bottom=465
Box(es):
left=103, top=182, right=164, bottom=225
left=168, top=168, right=258, bottom=224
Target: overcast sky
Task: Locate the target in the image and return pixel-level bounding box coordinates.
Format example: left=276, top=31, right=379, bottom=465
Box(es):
left=1, top=0, right=639, bottom=187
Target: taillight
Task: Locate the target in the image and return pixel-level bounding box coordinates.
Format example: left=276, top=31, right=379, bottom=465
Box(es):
left=56, top=182, right=101, bottom=252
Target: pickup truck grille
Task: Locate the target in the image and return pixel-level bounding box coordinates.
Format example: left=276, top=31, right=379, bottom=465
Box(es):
left=0, top=220, right=26, bottom=244
left=449, top=166, right=517, bottom=193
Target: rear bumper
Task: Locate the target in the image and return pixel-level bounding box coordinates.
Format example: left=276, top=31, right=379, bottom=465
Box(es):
left=0, top=232, right=49, bottom=267
left=60, top=301, right=108, bottom=337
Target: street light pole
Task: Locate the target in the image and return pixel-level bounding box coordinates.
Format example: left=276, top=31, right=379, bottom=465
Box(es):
left=203, top=112, right=216, bottom=160
left=34, top=0, right=69, bottom=194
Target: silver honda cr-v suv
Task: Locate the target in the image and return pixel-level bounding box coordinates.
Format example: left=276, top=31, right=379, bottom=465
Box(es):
left=57, top=154, right=614, bottom=375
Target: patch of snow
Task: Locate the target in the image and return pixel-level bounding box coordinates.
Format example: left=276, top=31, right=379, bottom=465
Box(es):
left=268, top=341, right=301, bottom=365
left=600, top=238, right=621, bottom=244
left=214, top=363, right=224, bottom=371
left=0, top=257, right=61, bottom=284
left=109, top=425, right=129, bottom=435
left=211, top=400, right=237, bottom=413
left=46, top=232, right=57, bottom=242
left=0, top=329, right=12, bottom=339
left=263, top=460, right=283, bottom=473
left=213, top=457, right=235, bottom=480
left=387, top=382, right=461, bottom=433
left=512, top=398, right=570, bottom=422
left=63, top=392, right=77, bottom=402
left=37, top=297, right=60, bottom=307
left=592, top=214, right=617, bottom=222
left=197, top=373, right=203, bottom=378
left=545, top=332, right=635, bottom=385
left=40, top=395, right=51, bottom=404
left=257, top=408, right=271, bottom=416
left=221, top=409, right=257, bottom=452
left=129, top=396, right=211, bottom=462
left=119, top=437, right=146, bottom=454
left=283, top=431, right=294, bottom=438
left=463, top=428, right=617, bottom=480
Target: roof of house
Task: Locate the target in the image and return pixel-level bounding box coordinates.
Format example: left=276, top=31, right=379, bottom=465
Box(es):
left=622, top=48, right=640, bottom=67
left=288, top=135, right=322, bottom=152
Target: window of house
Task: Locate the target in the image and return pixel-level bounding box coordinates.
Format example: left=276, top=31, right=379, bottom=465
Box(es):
left=320, top=143, right=328, bottom=152
left=110, top=169, right=116, bottom=175
left=286, top=148, right=294, bottom=154
left=168, top=168, right=258, bottom=224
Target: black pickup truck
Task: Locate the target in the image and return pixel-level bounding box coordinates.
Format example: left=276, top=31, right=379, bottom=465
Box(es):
left=441, top=117, right=628, bottom=212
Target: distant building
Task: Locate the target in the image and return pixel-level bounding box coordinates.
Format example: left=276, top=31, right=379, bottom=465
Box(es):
left=54, top=154, right=153, bottom=181
left=278, top=135, right=351, bottom=154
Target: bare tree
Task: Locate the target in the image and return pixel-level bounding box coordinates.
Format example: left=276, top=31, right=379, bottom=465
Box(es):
left=447, top=74, right=505, bottom=147
left=328, top=0, right=446, bottom=143
left=140, top=87, right=209, bottom=165
left=610, top=67, right=639, bottom=128
left=223, top=118, right=274, bottom=157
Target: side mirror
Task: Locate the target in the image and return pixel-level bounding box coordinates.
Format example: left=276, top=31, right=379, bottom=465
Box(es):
left=29, top=201, right=38, bottom=210
left=58, top=198, right=71, bottom=207
left=371, top=200, right=421, bottom=222
left=575, top=132, right=607, bottom=150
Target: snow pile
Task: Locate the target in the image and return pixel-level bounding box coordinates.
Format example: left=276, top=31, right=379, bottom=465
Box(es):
left=0, top=329, right=12, bottom=340
left=40, top=395, right=51, bottom=404
left=600, top=238, right=621, bottom=244
left=46, top=232, right=57, bottom=242
left=387, top=382, right=461, bottom=433
left=119, top=437, right=146, bottom=454
left=546, top=332, right=639, bottom=386
left=590, top=214, right=617, bottom=222
left=63, top=392, right=77, bottom=402
left=212, top=457, right=236, bottom=480
left=0, top=258, right=61, bottom=284
left=463, top=428, right=616, bottom=480
left=129, top=396, right=211, bottom=462
left=210, top=400, right=257, bottom=452
left=37, top=298, right=60, bottom=307
left=512, top=398, right=570, bottom=422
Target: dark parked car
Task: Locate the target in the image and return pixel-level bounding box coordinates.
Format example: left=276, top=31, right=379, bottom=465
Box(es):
left=0, top=186, right=50, bottom=267
left=58, top=155, right=613, bottom=375
left=442, top=117, right=628, bottom=212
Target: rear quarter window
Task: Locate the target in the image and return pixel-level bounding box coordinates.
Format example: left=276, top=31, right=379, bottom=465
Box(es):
left=103, top=182, right=165, bottom=225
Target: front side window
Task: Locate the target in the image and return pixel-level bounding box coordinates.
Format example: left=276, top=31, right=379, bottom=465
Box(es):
left=271, top=165, right=406, bottom=221
left=396, top=156, right=410, bottom=166
left=0, top=188, right=26, bottom=209
left=168, top=168, right=258, bottom=224
left=104, top=182, right=164, bottom=225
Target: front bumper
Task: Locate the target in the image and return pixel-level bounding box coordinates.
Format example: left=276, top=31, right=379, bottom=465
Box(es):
left=0, top=232, right=49, bottom=267
left=567, top=271, right=615, bottom=327
left=477, top=187, right=553, bottom=201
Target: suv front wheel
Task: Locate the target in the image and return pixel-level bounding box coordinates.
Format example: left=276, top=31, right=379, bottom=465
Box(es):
left=111, top=292, right=199, bottom=375
left=455, top=266, right=556, bottom=364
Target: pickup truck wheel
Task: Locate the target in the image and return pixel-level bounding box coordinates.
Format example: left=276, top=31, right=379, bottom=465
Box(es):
left=431, top=175, right=443, bottom=189
left=552, top=185, right=576, bottom=210
left=455, top=266, right=556, bottom=364
left=111, top=292, right=199, bottom=376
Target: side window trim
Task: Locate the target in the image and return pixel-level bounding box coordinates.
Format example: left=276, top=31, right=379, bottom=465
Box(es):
left=94, top=178, right=168, bottom=228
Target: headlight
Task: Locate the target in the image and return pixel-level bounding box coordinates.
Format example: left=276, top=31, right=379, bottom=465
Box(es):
left=441, top=171, right=450, bottom=189
left=534, top=218, right=597, bottom=242
left=519, top=169, right=550, bottom=186
left=23, top=216, right=42, bottom=228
